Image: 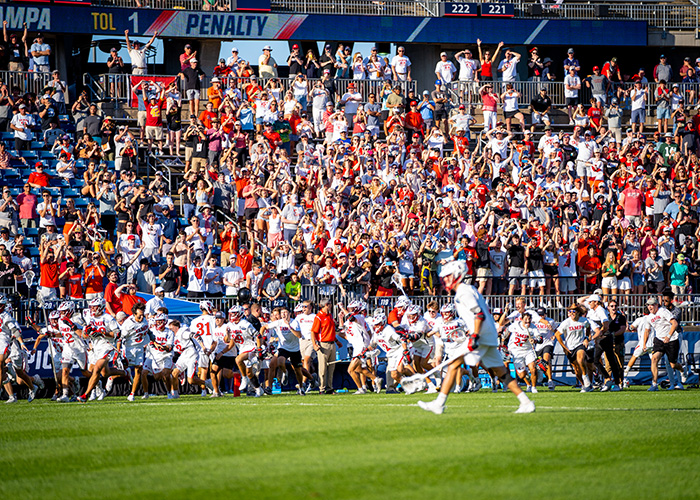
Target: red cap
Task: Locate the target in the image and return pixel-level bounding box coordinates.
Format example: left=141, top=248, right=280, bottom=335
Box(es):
left=128, top=235, right=136, bottom=240
left=644, top=226, right=652, bottom=232
left=35, top=161, right=43, bottom=168
left=593, top=66, right=600, bottom=71
left=292, top=44, right=299, bottom=49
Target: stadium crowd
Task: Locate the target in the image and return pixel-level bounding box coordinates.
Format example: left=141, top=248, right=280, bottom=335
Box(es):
left=0, top=35, right=697, bottom=403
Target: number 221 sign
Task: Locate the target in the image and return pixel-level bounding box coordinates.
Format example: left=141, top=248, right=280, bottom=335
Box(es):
left=441, top=2, right=515, bottom=17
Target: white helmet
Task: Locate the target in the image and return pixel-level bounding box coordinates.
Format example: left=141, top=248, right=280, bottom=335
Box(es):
left=293, top=303, right=304, bottom=313
left=58, top=301, right=75, bottom=316
left=439, top=260, right=468, bottom=283
left=440, top=303, right=456, bottom=320
left=89, top=297, right=106, bottom=315
left=406, top=304, right=421, bottom=323
left=49, top=311, right=60, bottom=323
left=228, top=305, right=244, bottom=323
left=154, top=313, right=168, bottom=329
left=395, top=296, right=411, bottom=309
left=370, top=312, right=386, bottom=332
left=347, top=300, right=362, bottom=312
left=199, top=300, right=216, bottom=314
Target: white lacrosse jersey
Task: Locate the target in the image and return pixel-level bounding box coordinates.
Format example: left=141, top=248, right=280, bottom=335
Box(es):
left=556, top=317, right=591, bottom=350
left=453, top=283, right=499, bottom=346
left=506, top=321, right=537, bottom=356
left=120, top=316, right=149, bottom=348
left=372, top=325, right=403, bottom=356
left=190, top=314, right=216, bottom=350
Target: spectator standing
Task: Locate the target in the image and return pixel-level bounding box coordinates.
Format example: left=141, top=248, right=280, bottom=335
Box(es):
left=179, top=43, right=197, bottom=71
left=311, top=299, right=341, bottom=395
left=477, top=39, right=503, bottom=83
left=435, top=51, right=456, bottom=86
left=48, top=71, right=68, bottom=114
left=16, top=183, right=37, bottom=229
left=340, top=82, right=362, bottom=125
left=480, top=82, right=499, bottom=132
left=498, top=48, right=521, bottom=83
left=564, top=68, right=581, bottom=124
left=655, top=80, right=671, bottom=134
left=391, top=46, right=411, bottom=82
left=145, top=90, right=165, bottom=155
left=629, top=79, right=647, bottom=134
left=258, top=45, right=278, bottom=78
left=124, top=29, right=157, bottom=75
left=454, top=47, right=480, bottom=104
left=287, top=44, right=304, bottom=75
left=179, top=58, right=205, bottom=118
left=29, top=32, right=51, bottom=74
left=563, top=48, right=580, bottom=75
left=654, top=55, right=673, bottom=83
left=10, top=104, right=34, bottom=151
left=585, top=66, right=610, bottom=105
left=4, top=21, right=27, bottom=71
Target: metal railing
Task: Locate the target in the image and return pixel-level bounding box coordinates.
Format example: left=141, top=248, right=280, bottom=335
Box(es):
left=0, top=70, right=52, bottom=96
left=271, top=0, right=440, bottom=16
left=94, top=0, right=217, bottom=9
left=88, top=73, right=417, bottom=105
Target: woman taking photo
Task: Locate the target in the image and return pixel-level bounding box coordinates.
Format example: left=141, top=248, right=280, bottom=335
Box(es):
left=600, top=251, right=618, bottom=296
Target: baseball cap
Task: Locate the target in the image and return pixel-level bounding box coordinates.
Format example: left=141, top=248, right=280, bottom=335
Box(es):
left=155, top=286, right=164, bottom=293
left=211, top=77, right=220, bottom=83
left=440, top=51, right=447, bottom=57
left=231, top=47, right=238, bottom=52
left=434, top=79, right=441, bottom=85
left=263, top=45, right=272, bottom=51
left=423, top=90, right=429, bottom=95
left=592, top=66, right=600, bottom=71
left=646, top=297, right=659, bottom=305
left=588, top=294, right=602, bottom=303
left=567, top=47, right=575, bottom=53
left=292, top=44, right=299, bottom=49
left=458, top=104, right=465, bottom=109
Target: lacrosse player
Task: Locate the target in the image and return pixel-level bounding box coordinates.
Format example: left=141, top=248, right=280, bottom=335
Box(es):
left=229, top=305, right=264, bottom=397
left=295, top=302, right=319, bottom=392
left=1, top=296, right=39, bottom=403
left=388, top=296, right=411, bottom=328
left=623, top=314, right=653, bottom=389
left=533, top=307, right=558, bottom=391
left=148, top=313, right=175, bottom=397
left=339, top=309, right=380, bottom=394
left=30, top=311, right=63, bottom=400
left=368, top=310, right=410, bottom=393
left=119, top=302, right=150, bottom=401
left=418, top=261, right=535, bottom=414
left=190, top=300, right=217, bottom=396
left=170, top=319, right=208, bottom=399
left=210, top=311, right=238, bottom=397
left=57, top=301, right=90, bottom=402
left=265, top=307, right=313, bottom=395
left=503, top=312, right=540, bottom=393
left=554, top=303, right=594, bottom=392
left=80, top=298, right=122, bottom=402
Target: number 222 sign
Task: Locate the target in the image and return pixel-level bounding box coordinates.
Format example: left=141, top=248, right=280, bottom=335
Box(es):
left=441, top=3, right=515, bottom=17
left=442, top=2, right=478, bottom=16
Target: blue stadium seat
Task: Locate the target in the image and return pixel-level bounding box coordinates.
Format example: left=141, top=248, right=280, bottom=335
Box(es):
left=24, top=227, right=38, bottom=237
left=62, top=188, right=80, bottom=197
left=74, top=199, right=89, bottom=208
left=0, top=131, right=13, bottom=140
left=9, top=188, right=21, bottom=196
left=18, top=150, right=38, bottom=159
left=72, top=178, right=85, bottom=188
left=31, top=141, right=45, bottom=150
left=1, top=168, right=20, bottom=178
left=39, top=150, right=55, bottom=159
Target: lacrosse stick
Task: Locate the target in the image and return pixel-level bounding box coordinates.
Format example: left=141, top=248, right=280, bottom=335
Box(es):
left=391, top=273, right=409, bottom=298
left=24, top=270, right=36, bottom=289
left=328, top=357, right=353, bottom=365
left=400, top=346, right=474, bottom=395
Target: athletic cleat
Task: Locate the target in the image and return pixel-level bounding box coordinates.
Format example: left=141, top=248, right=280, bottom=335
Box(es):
left=526, top=386, right=532, bottom=393
left=201, top=389, right=207, bottom=397
left=51, top=394, right=58, bottom=401
left=373, top=377, right=383, bottom=393
left=6, top=395, right=17, bottom=404
left=280, top=371, right=288, bottom=386
left=57, top=394, right=70, bottom=403
left=77, top=394, right=87, bottom=403
left=355, top=388, right=367, bottom=395
left=167, top=393, right=176, bottom=399
left=88, top=391, right=97, bottom=401
left=417, top=399, right=445, bottom=415
left=263, top=387, right=272, bottom=396
left=142, top=394, right=149, bottom=400
left=674, top=383, right=685, bottom=390
left=105, top=377, right=114, bottom=393
left=296, top=385, right=305, bottom=396
left=610, top=384, right=621, bottom=392
left=548, top=380, right=555, bottom=391
left=33, top=374, right=45, bottom=390
left=530, top=387, right=538, bottom=394
left=27, top=389, right=35, bottom=403
left=97, top=388, right=106, bottom=401
left=172, top=392, right=180, bottom=399
left=471, top=380, right=482, bottom=392
left=209, top=392, right=222, bottom=398
left=127, top=394, right=135, bottom=402
left=515, top=400, right=536, bottom=414
left=623, top=378, right=630, bottom=389
left=205, top=379, right=214, bottom=394
left=580, top=385, right=594, bottom=393
left=647, top=384, right=659, bottom=392
left=239, top=376, right=249, bottom=392
left=69, top=395, right=78, bottom=402
left=600, top=381, right=612, bottom=392
left=426, top=386, right=439, bottom=394
left=255, top=387, right=264, bottom=397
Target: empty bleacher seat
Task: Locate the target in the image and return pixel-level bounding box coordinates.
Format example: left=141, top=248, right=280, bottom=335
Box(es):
left=39, top=151, right=55, bottom=159
left=18, top=150, right=38, bottom=159
left=0, top=131, right=13, bottom=140
left=31, top=141, right=45, bottom=150
left=62, top=188, right=80, bottom=197
left=1, top=168, right=20, bottom=178
left=24, top=227, right=38, bottom=237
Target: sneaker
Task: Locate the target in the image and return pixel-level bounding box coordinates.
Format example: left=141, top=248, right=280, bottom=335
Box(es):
left=280, top=371, right=288, bottom=386
left=27, top=389, right=35, bottom=403
left=97, top=387, right=106, bottom=401
left=647, top=384, right=659, bottom=392
left=57, top=394, right=70, bottom=403
left=201, top=389, right=207, bottom=397
left=167, top=393, right=176, bottom=399
left=674, top=383, right=685, bottom=390
left=239, top=376, right=249, bottom=392
left=373, top=377, right=383, bottom=394
left=525, top=386, right=532, bottom=393
left=600, top=381, right=612, bottom=392
left=255, top=387, right=264, bottom=397
left=77, top=394, right=87, bottom=403
left=548, top=380, right=555, bottom=391
left=426, top=386, right=439, bottom=394
left=471, top=380, right=482, bottom=392
left=88, top=391, right=97, bottom=401
left=580, top=385, right=594, bottom=393
left=296, top=385, right=305, bottom=396
left=51, top=394, right=58, bottom=401
left=610, top=384, right=621, bottom=392
left=127, top=394, right=135, bottom=402
left=303, top=381, right=312, bottom=394
left=531, top=387, right=538, bottom=394
left=681, top=371, right=689, bottom=384
left=355, top=388, right=367, bottom=395
left=172, top=392, right=180, bottom=399
left=515, top=400, right=536, bottom=414
left=264, top=387, right=272, bottom=396
left=623, top=378, right=630, bottom=389
left=33, top=374, right=45, bottom=390
left=454, top=377, right=465, bottom=393
left=5, top=395, right=17, bottom=404
left=417, top=399, right=445, bottom=415
left=209, top=392, right=221, bottom=398
left=105, top=376, right=114, bottom=393
left=205, top=379, right=214, bottom=394
left=69, top=396, right=78, bottom=402
left=142, top=394, right=150, bottom=400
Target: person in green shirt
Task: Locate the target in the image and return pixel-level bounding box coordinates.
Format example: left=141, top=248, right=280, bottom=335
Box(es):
left=285, top=271, right=302, bottom=305
left=669, top=253, right=689, bottom=299
left=657, top=132, right=679, bottom=166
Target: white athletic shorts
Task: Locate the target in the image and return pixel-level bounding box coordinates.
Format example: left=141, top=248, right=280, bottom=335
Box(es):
left=410, top=341, right=433, bottom=359
left=528, top=269, right=546, bottom=288
left=61, top=345, right=88, bottom=370
left=150, top=353, right=173, bottom=373
left=511, top=350, right=537, bottom=372
left=0, top=339, right=10, bottom=358
left=123, top=345, right=145, bottom=367
left=633, top=344, right=652, bottom=358
left=175, top=351, right=199, bottom=379
left=386, top=351, right=403, bottom=372
left=91, top=341, right=115, bottom=362
left=9, top=348, right=27, bottom=371
left=198, top=351, right=211, bottom=369
left=463, top=345, right=505, bottom=369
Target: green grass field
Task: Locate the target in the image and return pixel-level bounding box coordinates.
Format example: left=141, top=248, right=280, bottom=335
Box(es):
left=1, top=388, right=699, bottom=500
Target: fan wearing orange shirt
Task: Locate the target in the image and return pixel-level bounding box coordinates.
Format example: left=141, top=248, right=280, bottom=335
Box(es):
left=403, top=100, right=424, bottom=136
left=115, top=283, right=147, bottom=316
left=207, top=78, right=224, bottom=110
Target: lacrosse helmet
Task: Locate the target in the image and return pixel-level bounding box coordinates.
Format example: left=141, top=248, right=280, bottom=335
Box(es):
left=58, top=301, right=75, bottom=318
left=347, top=300, right=362, bottom=313
left=228, top=305, right=244, bottom=323
left=89, top=297, right=106, bottom=316
left=536, top=307, right=547, bottom=318
left=199, top=300, right=216, bottom=314
left=372, top=310, right=387, bottom=331
left=0, top=295, right=7, bottom=313
left=395, top=296, right=411, bottom=310
left=406, top=304, right=421, bottom=324
left=49, top=310, right=60, bottom=325
left=438, top=260, right=468, bottom=292
left=441, top=303, right=456, bottom=321
left=154, top=313, right=168, bottom=330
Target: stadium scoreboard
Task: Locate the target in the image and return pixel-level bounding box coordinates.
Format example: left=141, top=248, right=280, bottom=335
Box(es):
left=441, top=2, right=515, bottom=17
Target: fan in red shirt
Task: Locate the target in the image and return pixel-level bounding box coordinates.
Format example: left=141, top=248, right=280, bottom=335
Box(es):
left=39, top=240, right=65, bottom=299
left=263, top=123, right=282, bottom=150
left=145, top=95, right=164, bottom=128
left=403, top=101, right=424, bottom=136
left=587, top=100, right=603, bottom=131
left=27, top=162, right=50, bottom=188
left=452, top=128, right=469, bottom=155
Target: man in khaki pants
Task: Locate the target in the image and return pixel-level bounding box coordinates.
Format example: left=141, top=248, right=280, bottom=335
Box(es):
left=311, top=299, right=341, bottom=394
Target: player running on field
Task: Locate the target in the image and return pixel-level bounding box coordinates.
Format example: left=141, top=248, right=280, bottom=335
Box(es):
left=532, top=307, right=558, bottom=390
left=555, top=303, right=594, bottom=392
left=1, top=296, right=39, bottom=403
left=368, top=310, right=411, bottom=393
left=146, top=313, right=175, bottom=397
left=169, top=319, right=208, bottom=399
left=229, top=305, right=264, bottom=397
left=503, top=312, right=540, bottom=393
left=119, top=302, right=151, bottom=401
left=210, top=311, right=238, bottom=397
left=419, top=261, right=535, bottom=414
left=30, top=311, right=63, bottom=400
left=190, top=301, right=217, bottom=396
left=339, top=308, right=381, bottom=394
left=623, top=312, right=653, bottom=388
left=264, top=307, right=313, bottom=395
left=81, top=297, right=122, bottom=402
left=56, top=301, right=90, bottom=402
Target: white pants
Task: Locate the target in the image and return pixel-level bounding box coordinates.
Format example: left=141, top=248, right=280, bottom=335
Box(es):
left=483, top=111, right=497, bottom=131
